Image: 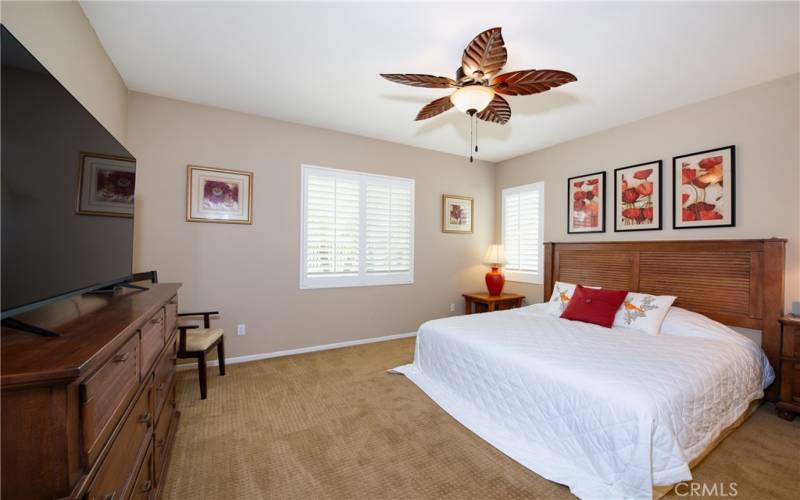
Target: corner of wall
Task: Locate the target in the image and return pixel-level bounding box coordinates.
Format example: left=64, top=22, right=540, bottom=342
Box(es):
left=1, top=0, right=129, bottom=145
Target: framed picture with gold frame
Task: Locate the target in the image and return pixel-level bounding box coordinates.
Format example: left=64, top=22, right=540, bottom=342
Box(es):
left=76, top=152, right=136, bottom=218
left=186, top=165, right=253, bottom=224
left=442, top=194, right=473, bottom=234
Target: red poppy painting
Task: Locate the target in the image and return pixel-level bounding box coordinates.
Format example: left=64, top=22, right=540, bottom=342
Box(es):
left=187, top=165, right=253, bottom=224
left=567, top=172, right=605, bottom=233
left=614, top=160, right=661, bottom=231
left=672, top=146, right=735, bottom=229
left=77, top=153, right=136, bottom=217
left=442, top=195, right=473, bottom=233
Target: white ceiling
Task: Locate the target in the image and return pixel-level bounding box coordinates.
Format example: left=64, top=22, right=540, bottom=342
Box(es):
left=81, top=1, right=799, bottom=162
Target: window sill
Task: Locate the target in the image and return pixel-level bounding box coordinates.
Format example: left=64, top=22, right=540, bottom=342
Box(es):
left=505, top=270, right=542, bottom=285
left=300, top=274, right=414, bottom=290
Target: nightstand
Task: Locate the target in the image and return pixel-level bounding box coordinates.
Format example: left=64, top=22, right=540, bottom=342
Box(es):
left=777, top=315, right=800, bottom=420
left=463, top=292, right=525, bottom=314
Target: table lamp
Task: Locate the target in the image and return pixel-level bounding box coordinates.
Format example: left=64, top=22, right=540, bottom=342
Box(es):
left=483, top=244, right=506, bottom=296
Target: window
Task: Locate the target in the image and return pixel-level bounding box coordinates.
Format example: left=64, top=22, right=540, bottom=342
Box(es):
left=502, top=182, right=544, bottom=284
left=301, top=164, right=414, bottom=289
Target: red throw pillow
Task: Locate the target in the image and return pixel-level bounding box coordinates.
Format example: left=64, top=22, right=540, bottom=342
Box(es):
left=560, top=284, right=628, bottom=328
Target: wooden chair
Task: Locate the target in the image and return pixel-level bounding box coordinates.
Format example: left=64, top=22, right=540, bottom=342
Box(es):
left=130, top=270, right=159, bottom=283
left=176, top=311, right=226, bottom=400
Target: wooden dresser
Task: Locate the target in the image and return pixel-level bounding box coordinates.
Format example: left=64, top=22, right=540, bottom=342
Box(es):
left=1, top=283, right=181, bottom=499
left=777, top=315, right=800, bottom=420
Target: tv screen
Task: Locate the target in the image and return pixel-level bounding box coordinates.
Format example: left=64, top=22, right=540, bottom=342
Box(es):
left=1, top=25, right=136, bottom=317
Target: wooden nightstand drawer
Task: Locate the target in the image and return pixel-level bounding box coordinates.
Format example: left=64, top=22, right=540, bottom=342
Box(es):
left=777, top=315, right=800, bottom=420
left=781, top=327, right=799, bottom=358
left=463, top=292, right=525, bottom=315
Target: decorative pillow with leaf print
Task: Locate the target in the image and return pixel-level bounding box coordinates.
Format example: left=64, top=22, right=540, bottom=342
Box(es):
left=612, top=292, right=676, bottom=335
left=547, top=282, right=600, bottom=316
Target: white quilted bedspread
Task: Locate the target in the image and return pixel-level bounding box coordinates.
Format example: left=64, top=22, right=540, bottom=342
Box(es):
left=392, top=304, right=773, bottom=500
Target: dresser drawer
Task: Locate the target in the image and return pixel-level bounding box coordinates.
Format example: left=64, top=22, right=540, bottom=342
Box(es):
left=165, top=300, right=178, bottom=342
left=153, top=342, right=176, bottom=422
left=129, top=441, right=155, bottom=500
left=140, top=310, right=165, bottom=378
left=82, top=334, right=140, bottom=465
left=153, top=382, right=176, bottom=486
left=85, top=380, right=153, bottom=500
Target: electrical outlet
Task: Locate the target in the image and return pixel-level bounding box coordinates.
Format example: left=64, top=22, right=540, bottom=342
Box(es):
left=237, top=324, right=246, bottom=336
left=449, top=303, right=456, bottom=312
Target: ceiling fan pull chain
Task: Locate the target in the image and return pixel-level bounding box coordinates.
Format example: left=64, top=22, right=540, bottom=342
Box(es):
left=469, top=115, right=474, bottom=163
left=465, top=115, right=472, bottom=158
left=475, top=114, right=479, bottom=153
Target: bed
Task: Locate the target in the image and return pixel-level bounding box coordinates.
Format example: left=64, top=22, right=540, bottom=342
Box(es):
left=392, top=239, right=786, bottom=499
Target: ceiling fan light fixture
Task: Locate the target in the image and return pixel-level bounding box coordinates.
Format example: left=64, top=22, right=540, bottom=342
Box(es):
left=450, top=85, right=495, bottom=114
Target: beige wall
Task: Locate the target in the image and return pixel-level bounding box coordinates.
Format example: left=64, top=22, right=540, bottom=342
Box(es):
left=1, top=1, right=128, bottom=144
left=8, top=2, right=796, bottom=354
left=128, top=92, right=495, bottom=359
left=496, top=74, right=800, bottom=312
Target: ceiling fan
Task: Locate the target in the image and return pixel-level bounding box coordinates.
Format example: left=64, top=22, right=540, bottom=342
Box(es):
left=381, top=27, right=577, bottom=160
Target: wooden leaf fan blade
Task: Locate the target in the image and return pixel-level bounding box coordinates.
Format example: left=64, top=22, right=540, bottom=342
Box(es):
left=461, top=27, right=507, bottom=80
left=491, top=69, right=577, bottom=96
left=380, top=74, right=456, bottom=88
left=415, top=95, right=454, bottom=121
left=476, top=95, right=511, bottom=124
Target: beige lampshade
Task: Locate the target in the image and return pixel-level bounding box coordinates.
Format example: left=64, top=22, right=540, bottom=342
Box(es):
left=483, top=244, right=506, bottom=265
left=450, top=85, right=495, bottom=113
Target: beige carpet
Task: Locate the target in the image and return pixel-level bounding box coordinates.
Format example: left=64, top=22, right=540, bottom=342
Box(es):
left=163, top=338, right=800, bottom=500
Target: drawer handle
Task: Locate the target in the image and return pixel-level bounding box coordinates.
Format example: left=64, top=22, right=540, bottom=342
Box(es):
left=140, top=480, right=153, bottom=493
left=139, top=412, right=151, bottom=425
left=157, top=382, right=167, bottom=392
left=103, top=493, right=116, bottom=500
left=150, top=317, right=160, bottom=324
left=112, top=352, right=129, bottom=363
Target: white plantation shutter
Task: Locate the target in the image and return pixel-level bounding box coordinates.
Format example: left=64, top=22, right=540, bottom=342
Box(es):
left=301, top=165, right=414, bottom=289
left=502, top=182, right=544, bottom=284
left=305, top=174, right=360, bottom=275
left=366, top=182, right=413, bottom=273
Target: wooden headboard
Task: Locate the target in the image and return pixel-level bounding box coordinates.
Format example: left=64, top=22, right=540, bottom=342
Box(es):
left=543, top=238, right=786, bottom=400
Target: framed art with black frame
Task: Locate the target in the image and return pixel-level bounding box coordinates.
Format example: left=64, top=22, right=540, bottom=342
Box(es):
left=614, top=160, right=662, bottom=232
left=567, top=171, right=605, bottom=234
left=672, top=145, right=735, bottom=229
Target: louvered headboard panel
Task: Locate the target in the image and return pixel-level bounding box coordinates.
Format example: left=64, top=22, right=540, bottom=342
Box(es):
left=544, top=239, right=786, bottom=400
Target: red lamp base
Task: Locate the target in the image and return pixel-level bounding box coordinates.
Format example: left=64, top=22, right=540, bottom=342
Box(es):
left=485, top=266, right=505, bottom=296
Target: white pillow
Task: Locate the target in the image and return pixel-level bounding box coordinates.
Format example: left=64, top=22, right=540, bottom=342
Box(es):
left=546, top=281, right=577, bottom=316
left=660, top=307, right=775, bottom=389
left=661, top=306, right=738, bottom=339
left=612, top=292, right=676, bottom=335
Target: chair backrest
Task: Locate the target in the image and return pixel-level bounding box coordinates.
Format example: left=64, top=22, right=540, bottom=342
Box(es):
left=130, top=270, right=159, bottom=284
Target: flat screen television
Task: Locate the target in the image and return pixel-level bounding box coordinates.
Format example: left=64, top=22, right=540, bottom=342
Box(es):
left=1, top=25, right=136, bottom=319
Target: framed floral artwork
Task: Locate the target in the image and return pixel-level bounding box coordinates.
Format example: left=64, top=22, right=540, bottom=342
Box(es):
left=567, top=171, right=605, bottom=234
left=614, top=160, right=662, bottom=232
left=673, top=145, right=735, bottom=229
left=76, top=152, right=136, bottom=217
left=186, top=165, right=253, bottom=224
left=442, top=194, right=473, bottom=233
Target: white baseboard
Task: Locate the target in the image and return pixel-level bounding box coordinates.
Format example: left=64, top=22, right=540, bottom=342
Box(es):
left=177, top=331, right=417, bottom=371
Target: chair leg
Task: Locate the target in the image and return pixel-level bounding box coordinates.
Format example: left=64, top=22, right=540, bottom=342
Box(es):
left=217, top=337, right=226, bottom=376
left=197, top=353, right=207, bottom=400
